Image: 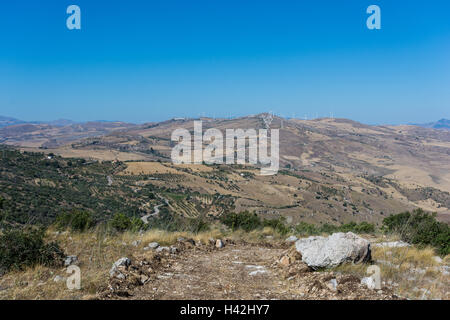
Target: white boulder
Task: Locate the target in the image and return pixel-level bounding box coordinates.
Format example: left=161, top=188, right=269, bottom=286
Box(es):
left=295, top=232, right=371, bottom=269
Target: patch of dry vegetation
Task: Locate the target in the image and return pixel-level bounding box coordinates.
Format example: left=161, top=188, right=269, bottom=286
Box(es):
left=333, top=243, right=449, bottom=300
left=0, top=226, right=287, bottom=300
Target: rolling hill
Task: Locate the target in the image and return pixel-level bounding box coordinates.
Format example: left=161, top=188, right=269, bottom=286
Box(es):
left=1, top=114, right=449, bottom=226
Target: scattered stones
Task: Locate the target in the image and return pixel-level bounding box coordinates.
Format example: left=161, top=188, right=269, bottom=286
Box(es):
left=215, top=239, right=224, bottom=249
left=64, top=255, right=78, bottom=267
left=295, top=232, right=371, bottom=269
left=285, top=235, right=298, bottom=243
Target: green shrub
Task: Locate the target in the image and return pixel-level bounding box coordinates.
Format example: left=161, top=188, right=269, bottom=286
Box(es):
left=295, top=222, right=319, bottom=235
left=263, top=217, right=290, bottom=235
left=146, top=209, right=210, bottom=234
left=221, top=211, right=261, bottom=232
left=110, top=213, right=132, bottom=232
left=294, top=221, right=376, bottom=236
left=319, top=223, right=340, bottom=234
left=185, top=216, right=211, bottom=233
left=108, top=213, right=148, bottom=233
left=0, top=228, right=64, bottom=273
left=55, top=210, right=94, bottom=232
left=339, top=221, right=375, bottom=234
left=130, top=217, right=146, bottom=232
left=382, top=209, right=450, bottom=256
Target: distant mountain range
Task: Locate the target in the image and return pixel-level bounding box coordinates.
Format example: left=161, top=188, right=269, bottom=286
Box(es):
left=0, top=116, right=27, bottom=128
left=1, top=115, right=449, bottom=130
left=0, top=116, right=128, bottom=128
left=411, top=119, right=450, bottom=130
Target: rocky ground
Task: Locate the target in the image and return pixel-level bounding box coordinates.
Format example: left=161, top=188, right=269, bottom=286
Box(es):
left=100, top=239, right=399, bottom=300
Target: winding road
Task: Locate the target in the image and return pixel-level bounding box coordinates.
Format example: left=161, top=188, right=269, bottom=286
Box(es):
left=141, top=196, right=169, bottom=224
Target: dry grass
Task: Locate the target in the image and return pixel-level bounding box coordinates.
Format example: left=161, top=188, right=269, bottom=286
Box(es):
left=0, top=226, right=284, bottom=299
left=333, top=244, right=450, bottom=300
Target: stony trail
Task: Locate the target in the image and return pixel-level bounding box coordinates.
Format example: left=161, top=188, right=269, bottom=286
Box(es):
left=113, top=243, right=398, bottom=300
left=131, top=244, right=302, bottom=300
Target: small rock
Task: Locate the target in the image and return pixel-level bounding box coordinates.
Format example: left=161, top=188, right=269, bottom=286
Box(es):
left=279, top=255, right=291, bottom=267
left=115, top=273, right=126, bottom=280
left=327, top=279, right=338, bottom=291
left=361, top=276, right=376, bottom=290
left=109, top=257, right=131, bottom=278
left=215, top=239, right=224, bottom=249
left=53, top=275, right=65, bottom=283
left=170, top=246, right=178, bottom=254
left=147, top=242, right=159, bottom=249
left=131, top=240, right=141, bottom=247
left=286, top=235, right=298, bottom=243
left=156, top=246, right=170, bottom=253
left=441, top=266, right=450, bottom=276
left=177, top=237, right=186, bottom=242
left=433, top=256, right=443, bottom=264
left=139, top=275, right=149, bottom=284
left=64, top=255, right=78, bottom=267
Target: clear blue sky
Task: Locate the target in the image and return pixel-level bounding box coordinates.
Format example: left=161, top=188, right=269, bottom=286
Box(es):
left=1, top=0, right=449, bottom=124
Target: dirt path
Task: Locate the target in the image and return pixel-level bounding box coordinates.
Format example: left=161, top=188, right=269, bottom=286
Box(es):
left=131, top=244, right=302, bottom=300
left=121, top=243, right=398, bottom=300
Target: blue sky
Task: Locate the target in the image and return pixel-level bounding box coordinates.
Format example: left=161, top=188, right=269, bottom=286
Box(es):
left=0, top=0, right=449, bottom=124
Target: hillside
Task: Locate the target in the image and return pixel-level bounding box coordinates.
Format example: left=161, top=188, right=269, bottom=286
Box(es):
left=1, top=114, right=449, bottom=226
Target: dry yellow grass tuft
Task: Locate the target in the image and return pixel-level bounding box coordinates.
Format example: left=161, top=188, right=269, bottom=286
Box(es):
left=334, top=244, right=449, bottom=300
